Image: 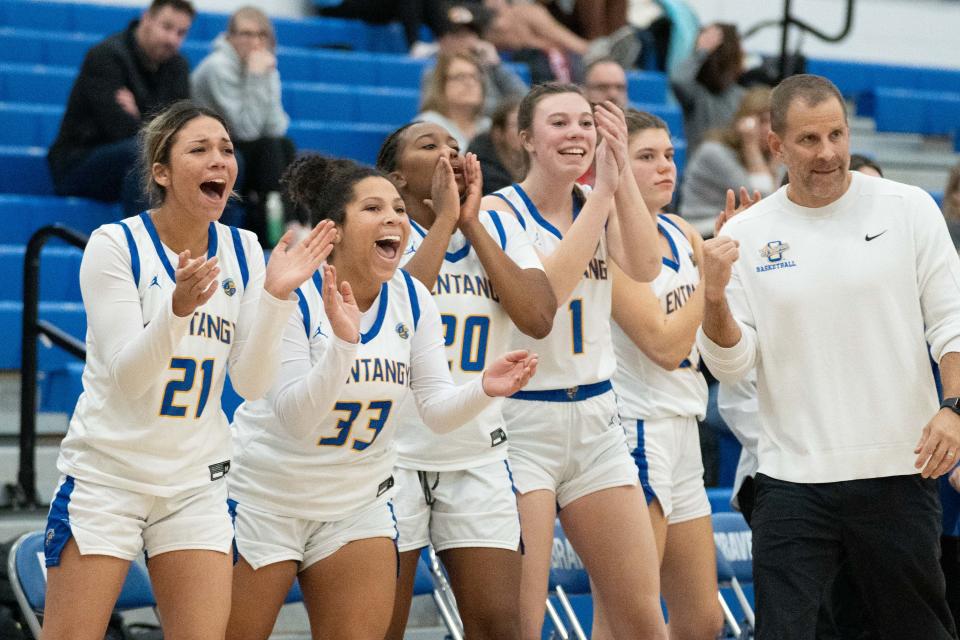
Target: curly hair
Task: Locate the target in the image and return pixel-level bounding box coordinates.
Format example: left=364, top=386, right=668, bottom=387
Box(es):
left=282, top=154, right=383, bottom=226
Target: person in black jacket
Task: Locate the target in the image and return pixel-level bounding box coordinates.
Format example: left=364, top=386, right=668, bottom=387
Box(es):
left=468, top=97, right=522, bottom=194
left=47, top=0, right=195, bottom=214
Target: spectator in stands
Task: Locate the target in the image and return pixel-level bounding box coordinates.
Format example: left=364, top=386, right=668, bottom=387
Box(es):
left=467, top=98, right=523, bottom=193
left=583, top=58, right=629, bottom=107
left=680, top=87, right=779, bottom=236
left=46, top=0, right=195, bottom=215
left=670, top=23, right=745, bottom=153
left=942, top=162, right=960, bottom=249
left=849, top=153, right=882, bottom=178
left=318, top=0, right=448, bottom=56
left=423, top=4, right=528, bottom=117
left=416, top=52, right=491, bottom=152
left=699, top=74, right=960, bottom=639
left=191, top=6, right=296, bottom=248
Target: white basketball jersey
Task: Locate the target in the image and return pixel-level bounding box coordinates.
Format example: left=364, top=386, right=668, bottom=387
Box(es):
left=613, top=215, right=707, bottom=420
left=490, top=183, right=615, bottom=390
left=394, top=211, right=543, bottom=471
left=229, top=269, right=423, bottom=521
left=58, top=213, right=257, bottom=496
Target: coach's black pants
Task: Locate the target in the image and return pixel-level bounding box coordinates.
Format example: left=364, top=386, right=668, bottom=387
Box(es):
left=752, top=473, right=957, bottom=640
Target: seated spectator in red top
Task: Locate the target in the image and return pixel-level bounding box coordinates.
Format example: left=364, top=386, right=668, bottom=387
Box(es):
left=47, top=0, right=194, bottom=215
left=192, top=6, right=297, bottom=247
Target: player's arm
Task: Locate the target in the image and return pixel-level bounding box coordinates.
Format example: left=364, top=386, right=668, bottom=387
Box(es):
left=80, top=228, right=194, bottom=399
left=611, top=258, right=704, bottom=370
left=229, top=224, right=335, bottom=400
left=401, top=156, right=460, bottom=289
left=409, top=282, right=537, bottom=432
left=596, top=102, right=661, bottom=283
left=459, top=156, right=555, bottom=338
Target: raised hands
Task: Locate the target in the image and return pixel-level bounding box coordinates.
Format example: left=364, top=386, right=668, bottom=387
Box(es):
left=714, top=187, right=762, bottom=236
left=264, top=220, right=338, bottom=301
left=481, top=350, right=539, bottom=397
left=172, top=252, right=220, bottom=317
left=594, top=101, right=628, bottom=196
left=321, top=264, right=361, bottom=344
left=458, top=152, right=484, bottom=231
left=424, top=155, right=462, bottom=227
left=701, top=236, right=740, bottom=303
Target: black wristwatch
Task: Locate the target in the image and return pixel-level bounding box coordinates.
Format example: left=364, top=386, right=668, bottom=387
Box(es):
left=941, top=397, right=960, bottom=416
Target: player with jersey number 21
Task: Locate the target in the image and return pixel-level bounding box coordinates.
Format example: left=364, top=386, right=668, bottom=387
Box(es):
left=225, top=154, right=539, bottom=640
left=41, top=100, right=336, bottom=640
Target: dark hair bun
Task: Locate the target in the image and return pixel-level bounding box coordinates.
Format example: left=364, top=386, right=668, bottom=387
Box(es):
left=281, top=154, right=383, bottom=226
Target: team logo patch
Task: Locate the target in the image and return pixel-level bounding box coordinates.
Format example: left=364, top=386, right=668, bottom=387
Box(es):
left=756, top=240, right=798, bottom=273
left=395, top=322, right=410, bottom=340
left=221, top=278, right=237, bottom=297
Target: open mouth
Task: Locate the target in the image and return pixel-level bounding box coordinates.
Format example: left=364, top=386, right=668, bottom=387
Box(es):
left=374, top=235, right=402, bottom=261
left=200, top=179, right=227, bottom=201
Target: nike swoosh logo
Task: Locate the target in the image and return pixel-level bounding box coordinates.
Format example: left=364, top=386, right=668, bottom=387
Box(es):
left=865, top=230, right=887, bottom=241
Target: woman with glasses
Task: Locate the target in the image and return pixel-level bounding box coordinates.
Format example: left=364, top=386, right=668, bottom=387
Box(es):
left=415, top=52, right=491, bottom=153
left=192, top=6, right=298, bottom=247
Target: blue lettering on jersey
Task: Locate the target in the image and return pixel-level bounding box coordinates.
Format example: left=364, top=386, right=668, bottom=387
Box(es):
left=347, top=358, right=409, bottom=386
left=434, top=274, right=500, bottom=301
left=582, top=258, right=608, bottom=281
left=188, top=312, right=234, bottom=344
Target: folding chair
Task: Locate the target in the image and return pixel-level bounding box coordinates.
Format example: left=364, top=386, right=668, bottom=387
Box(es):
left=7, top=530, right=157, bottom=639
left=546, top=519, right=591, bottom=640
left=712, top=512, right=755, bottom=638
left=420, top=545, right=465, bottom=640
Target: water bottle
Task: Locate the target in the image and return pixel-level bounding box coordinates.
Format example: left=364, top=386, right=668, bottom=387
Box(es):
left=266, top=191, right=284, bottom=247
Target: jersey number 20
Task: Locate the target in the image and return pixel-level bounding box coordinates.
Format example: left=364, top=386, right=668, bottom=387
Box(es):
left=441, top=314, right=490, bottom=371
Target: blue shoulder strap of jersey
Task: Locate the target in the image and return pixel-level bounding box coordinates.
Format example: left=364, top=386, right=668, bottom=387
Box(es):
left=401, top=269, right=421, bottom=330
left=489, top=191, right=526, bottom=229
left=486, top=210, right=508, bottom=250
left=295, top=287, right=310, bottom=338
left=658, top=214, right=685, bottom=235
left=229, top=226, right=250, bottom=289
left=115, top=221, right=140, bottom=287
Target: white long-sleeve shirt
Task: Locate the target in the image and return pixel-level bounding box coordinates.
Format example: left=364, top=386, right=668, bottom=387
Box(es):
left=697, top=172, right=960, bottom=483
left=59, top=215, right=294, bottom=496
left=228, top=269, right=496, bottom=521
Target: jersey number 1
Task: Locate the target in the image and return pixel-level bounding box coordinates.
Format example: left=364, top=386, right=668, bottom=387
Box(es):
left=160, top=358, right=215, bottom=418
left=569, top=299, right=584, bottom=354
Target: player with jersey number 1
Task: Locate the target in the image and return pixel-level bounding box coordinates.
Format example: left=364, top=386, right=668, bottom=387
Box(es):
left=375, top=121, right=556, bottom=639
left=225, top=154, right=539, bottom=640
left=41, top=100, right=335, bottom=640
left=481, top=84, right=668, bottom=640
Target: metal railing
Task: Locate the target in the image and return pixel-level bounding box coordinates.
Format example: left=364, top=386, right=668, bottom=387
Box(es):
left=745, top=0, right=856, bottom=82
left=10, top=224, right=88, bottom=510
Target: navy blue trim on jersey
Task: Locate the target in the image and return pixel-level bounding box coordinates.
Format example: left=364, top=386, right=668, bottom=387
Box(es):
left=631, top=420, right=659, bottom=505
left=317, top=268, right=389, bottom=344
left=486, top=210, right=508, bottom=250
left=227, top=498, right=240, bottom=565
left=295, top=287, right=311, bottom=338
left=44, top=475, right=76, bottom=567
left=401, top=269, right=421, bottom=330
left=657, top=221, right=680, bottom=273
left=659, top=214, right=685, bottom=235
left=116, top=221, right=140, bottom=287
left=230, top=226, right=249, bottom=289
left=489, top=192, right=526, bottom=229
left=678, top=358, right=692, bottom=368
left=140, top=212, right=218, bottom=282
left=409, top=218, right=472, bottom=263
left=510, top=379, right=612, bottom=402
left=512, top=183, right=582, bottom=241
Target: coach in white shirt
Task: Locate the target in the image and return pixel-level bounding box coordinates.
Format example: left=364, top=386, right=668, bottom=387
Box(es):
left=697, top=74, right=960, bottom=640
